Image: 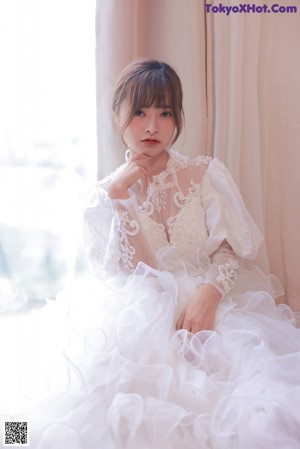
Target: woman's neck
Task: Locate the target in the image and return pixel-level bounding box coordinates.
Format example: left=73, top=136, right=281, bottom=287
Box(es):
left=148, top=150, right=169, bottom=177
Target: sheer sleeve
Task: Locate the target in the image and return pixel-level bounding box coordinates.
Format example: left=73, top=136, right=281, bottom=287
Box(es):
left=83, top=182, right=158, bottom=278
left=203, top=240, right=240, bottom=296
left=83, top=183, right=121, bottom=277
left=110, top=194, right=158, bottom=272
left=201, top=158, right=264, bottom=296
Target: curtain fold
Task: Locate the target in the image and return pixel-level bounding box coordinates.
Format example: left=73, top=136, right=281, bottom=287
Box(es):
left=210, top=13, right=270, bottom=273
left=258, top=14, right=300, bottom=310
left=210, top=10, right=300, bottom=309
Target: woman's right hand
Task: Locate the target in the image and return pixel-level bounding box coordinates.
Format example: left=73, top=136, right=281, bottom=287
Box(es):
left=107, top=153, right=152, bottom=199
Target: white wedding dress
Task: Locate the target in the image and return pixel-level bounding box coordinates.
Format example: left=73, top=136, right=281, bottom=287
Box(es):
left=1, top=149, right=300, bottom=449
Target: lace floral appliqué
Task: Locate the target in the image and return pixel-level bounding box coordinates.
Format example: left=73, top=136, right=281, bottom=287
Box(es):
left=117, top=210, right=139, bottom=272
left=168, top=183, right=208, bottom=248
left=148, top=150, right=211, bottom=213
left=216, top=258, right=239, bottom=293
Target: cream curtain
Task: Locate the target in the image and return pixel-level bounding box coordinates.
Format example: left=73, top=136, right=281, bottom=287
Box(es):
left=210, top=10, right=300, bottom=310
left=96, top=1, right=300, bottom=311
left=210, top=14, right=271, bottom=274
left=261, top=14, right=300, bottom=312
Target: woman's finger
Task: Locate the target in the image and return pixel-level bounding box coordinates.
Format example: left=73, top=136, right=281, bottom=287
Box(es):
left=181, top=315, right=193, bottom=332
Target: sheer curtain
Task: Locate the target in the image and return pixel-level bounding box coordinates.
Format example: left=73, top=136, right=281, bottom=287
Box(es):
left=0, top=0, right=97, bottom=312
left=209, top=13, right=271, bottom=273
left=210, top=9, right=300, bottom=312
left=96, top=1, right=300, bottom=312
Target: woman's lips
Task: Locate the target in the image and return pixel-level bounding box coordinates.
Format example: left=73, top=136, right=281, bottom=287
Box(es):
left=142, top=139, right=160, bottom=144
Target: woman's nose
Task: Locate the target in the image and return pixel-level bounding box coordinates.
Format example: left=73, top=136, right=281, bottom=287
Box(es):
left=145, top=117, right=158, bottom=134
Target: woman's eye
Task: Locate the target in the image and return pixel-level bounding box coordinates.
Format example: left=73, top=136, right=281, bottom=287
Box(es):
left=161, top=111, right=172, bottom=118
left=134, top=110, right=144, bottom=116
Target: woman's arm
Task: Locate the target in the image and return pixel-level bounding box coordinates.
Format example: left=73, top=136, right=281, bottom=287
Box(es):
left=176, top=240, right=238, bottom=333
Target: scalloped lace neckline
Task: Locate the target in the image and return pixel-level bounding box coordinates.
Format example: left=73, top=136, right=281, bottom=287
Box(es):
left=150, top=150, right=186, bottom=185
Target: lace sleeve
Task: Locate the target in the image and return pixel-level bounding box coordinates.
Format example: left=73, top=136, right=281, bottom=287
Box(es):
left=111, top=195, right=158, bottom=273
left=84, top=182, right=159, bottom=277
left=204, top=240, right=239, bottom=296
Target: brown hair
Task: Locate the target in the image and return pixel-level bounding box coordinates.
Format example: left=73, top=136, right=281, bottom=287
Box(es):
left=112, top=59, right=184, bottom=146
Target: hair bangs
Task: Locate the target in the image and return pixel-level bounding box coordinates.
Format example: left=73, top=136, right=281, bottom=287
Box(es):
left=130, top=71, right=173, bottom=111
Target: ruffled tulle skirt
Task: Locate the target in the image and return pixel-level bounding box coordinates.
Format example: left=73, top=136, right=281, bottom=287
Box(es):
left=0, top=247, right=300, bottom=448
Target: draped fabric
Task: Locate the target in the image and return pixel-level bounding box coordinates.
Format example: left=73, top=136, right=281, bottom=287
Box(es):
left=95, top=0, right=300, bottom=312
left=210, top=8, right=300, bottom=311
left=2, top=149, right=299, bottom=448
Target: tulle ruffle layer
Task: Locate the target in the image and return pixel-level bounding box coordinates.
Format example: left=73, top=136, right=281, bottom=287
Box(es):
left=0, top=250, right=300, bottom=448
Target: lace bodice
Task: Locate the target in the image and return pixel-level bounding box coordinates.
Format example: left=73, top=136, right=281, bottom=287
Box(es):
left=84, top=150, right=263, bottom=296
left=134, top=152, right=211, bottom=252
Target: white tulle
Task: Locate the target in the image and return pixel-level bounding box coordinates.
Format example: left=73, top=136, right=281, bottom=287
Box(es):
left=1, top=251, right=300, bottom=448
left=1, top=151, right=300, bottom=448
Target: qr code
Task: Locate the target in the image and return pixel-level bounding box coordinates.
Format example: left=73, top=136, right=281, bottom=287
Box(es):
left=3, top=421, right=29, bottom=446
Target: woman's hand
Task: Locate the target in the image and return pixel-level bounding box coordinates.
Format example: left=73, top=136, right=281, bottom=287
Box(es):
left=176, top=284, right=222, bottom=333
left=107, top=153, right=152, bottom=199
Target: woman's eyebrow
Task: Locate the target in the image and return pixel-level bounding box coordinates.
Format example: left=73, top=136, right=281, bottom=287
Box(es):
left=139, top=104, right=172, bottom=109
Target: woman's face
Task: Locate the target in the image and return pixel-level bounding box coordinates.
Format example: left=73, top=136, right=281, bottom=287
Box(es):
left=118, top=103, right=176, bottom=159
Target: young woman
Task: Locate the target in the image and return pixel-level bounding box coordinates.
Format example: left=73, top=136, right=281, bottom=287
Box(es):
left=1, top=59, right=300, bottom=449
